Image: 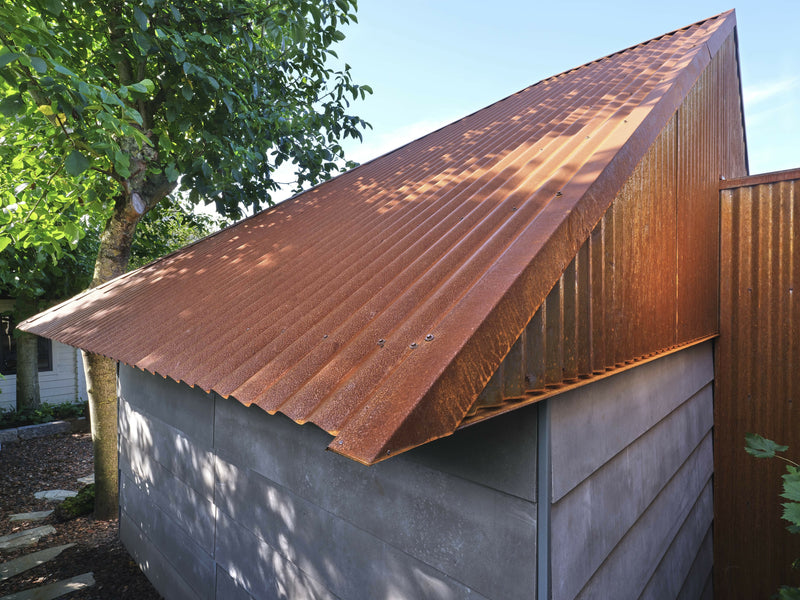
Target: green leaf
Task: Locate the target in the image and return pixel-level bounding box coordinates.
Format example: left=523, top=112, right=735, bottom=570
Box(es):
left=0, top=93, right=25, bottom=116
left=64, top=150, right=90, bottom=176
left=165, top=163, right=180, bottom=182
left=135, top=78, right=155, bottom=93
left=783, top=468, right=800, bottom=502
left=52, top=62, right=76, bottom=77
left=29, top=56, right=47, bottom=73
left=43, top=0, right=64, bottom=15
left=133, top=7, right=149, bottom=31
left=180, top=85, right=194, bottom=101
left=332, top=30, right=346, bottom=41
left=745, top=433, right=788, bottom=458
left=0, top=237, right=11, bottom=253
left=783, top=502, right=800, bottom=530
left=0, top=52, right=20, bottom=69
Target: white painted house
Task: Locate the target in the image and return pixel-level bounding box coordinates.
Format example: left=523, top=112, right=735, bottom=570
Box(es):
left=0, top=298, right=87, bottom=411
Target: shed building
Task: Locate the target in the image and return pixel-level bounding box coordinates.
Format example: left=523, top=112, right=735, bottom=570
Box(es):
left=21, top=10, right=747, bottom=600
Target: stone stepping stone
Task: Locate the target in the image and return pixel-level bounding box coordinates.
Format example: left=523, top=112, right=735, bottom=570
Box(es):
left=33, top=491, right=76, bottom=502
left=0, top=544, right=75, bottom=581
left=76, top=474, right=93, bottom=485
left=8, top=512, right=53, bottom=523
left=0, top=527, right=56, bottom=551
left=0, top=572, right=94, bottom=600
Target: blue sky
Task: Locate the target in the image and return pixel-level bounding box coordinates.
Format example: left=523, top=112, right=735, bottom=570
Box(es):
left=334, top=1, right=799, bottom=176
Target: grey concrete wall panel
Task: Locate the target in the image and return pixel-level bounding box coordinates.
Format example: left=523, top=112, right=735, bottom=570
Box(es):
left=120, top=511, right=203, bottom=600
left=406, top=404, right=538, bottom=501
left=550, top=342, right=713, bottom=502
left=215, top=454, right=534, bottom=600
left=119, top=432, right=216, bottom=553
left=120, top=395, right=216, bottom=499
left=119, top=364, right=215, bottom=446
left=551, top=387, right=713, bottom=600
left=121, top=472, right=216, bottom=600
left=676, top=529, right=714, bottom=600
left=576, top=448, right=713, bottom=599
left=640, top=482, right=713, bottom=600
left=217, top=507, right=491, bottom=600
left=216, top=566, right=256, bottom=600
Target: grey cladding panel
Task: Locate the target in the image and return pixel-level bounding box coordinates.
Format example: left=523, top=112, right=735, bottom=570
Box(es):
left=119, top=364, right=214, bottom=446
left=575, top=448, right=713, bottom=600
left=407, top=403, right=538, bottom=501
left=120, top=512, right=203, bottom=600
left=119, top=431, right=216, bottom=553
left=215, top=456, right=535, bottom=600
left=121, top=472, right=216, bottom=600
left=676, top=529, right=714, bottom=600
left=551, top=388, right=713, bottom=600
left=640, top=483, right=714, bottom=599
left=216, top=503, right=489, bottom=600
left=550, top=342, right=713, bottom=502
left=120, top=396, right=216, bottom=499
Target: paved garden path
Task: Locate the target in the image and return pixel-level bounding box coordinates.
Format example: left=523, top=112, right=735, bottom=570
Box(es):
left=0, top=476, right=95, bottom=599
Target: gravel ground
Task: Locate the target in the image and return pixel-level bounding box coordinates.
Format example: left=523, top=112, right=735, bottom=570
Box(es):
left=0, top=433, right=162, bottom=599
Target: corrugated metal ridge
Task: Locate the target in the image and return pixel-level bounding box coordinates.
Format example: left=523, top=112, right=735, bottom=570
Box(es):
left=19, top=11, right=737, bottom=465
left=720, top=167, right=800, bottom=190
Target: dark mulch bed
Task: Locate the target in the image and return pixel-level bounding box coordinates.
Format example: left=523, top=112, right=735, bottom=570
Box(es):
left=0, top=433, right=162, bottom=599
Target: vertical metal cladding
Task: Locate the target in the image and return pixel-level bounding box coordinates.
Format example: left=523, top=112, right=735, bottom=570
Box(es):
left=716, top=174, right=800, bottom=600
left=468, top=38, right=742, bottom=422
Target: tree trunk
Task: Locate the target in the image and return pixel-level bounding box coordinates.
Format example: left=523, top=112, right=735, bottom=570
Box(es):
left=81, top=350, right=118, bottom=519
left=83, top=196, right=141, bottom=520
left=14, top=295, right=40, bottom=409
left=15, top=332, right=40, bottom=409
left=83, top=142, right=175, bottom=520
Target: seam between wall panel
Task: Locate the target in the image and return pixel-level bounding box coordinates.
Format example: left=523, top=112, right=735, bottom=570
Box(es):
left=537, top=398, right=551, bottom=600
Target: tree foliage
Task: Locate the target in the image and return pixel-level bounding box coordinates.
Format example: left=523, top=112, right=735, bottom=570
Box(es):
left=1, top=0, right=370, bottom=519
left=1, top=0, right=370, bottom=252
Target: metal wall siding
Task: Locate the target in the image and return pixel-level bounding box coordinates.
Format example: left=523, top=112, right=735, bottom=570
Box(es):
left=677, top=59, right=722, bottom=342
left=20, top=13, right=739, bottom=464
left=716, top=178, right=800, bottom=599
left=468, top=35, right=742, bottom=423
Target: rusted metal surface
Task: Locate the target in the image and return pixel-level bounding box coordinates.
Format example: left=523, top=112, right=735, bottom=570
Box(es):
left=21, top=12, right=738, bottom=465
left=467, top=36, right=747, bottom=423
left=716, top=175, right=800, bottom=600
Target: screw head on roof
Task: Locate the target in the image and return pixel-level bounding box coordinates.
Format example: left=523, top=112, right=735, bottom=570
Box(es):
left=377, top=339, right=385, bottom=347
left=556, top=191, right=563, bottom=197
left=425, top=334, right=434, bottom=342
left=409, top=342, right=418, bottom=349
left=323, top=334, right=328, bottom=339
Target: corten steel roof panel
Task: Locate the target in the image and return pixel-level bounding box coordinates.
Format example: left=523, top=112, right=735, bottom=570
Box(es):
left=21, top=11, right=737, bottom=465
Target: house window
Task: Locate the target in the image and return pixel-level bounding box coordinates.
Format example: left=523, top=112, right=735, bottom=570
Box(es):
left=0, top=315, right=53, bottom=376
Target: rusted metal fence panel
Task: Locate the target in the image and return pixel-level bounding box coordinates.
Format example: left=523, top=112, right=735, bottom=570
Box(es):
left=716, top=173, right=800, bottom=600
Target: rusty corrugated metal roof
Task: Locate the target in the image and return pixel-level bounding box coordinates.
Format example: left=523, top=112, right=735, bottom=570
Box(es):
left=20, top=11, right=737, bottom=465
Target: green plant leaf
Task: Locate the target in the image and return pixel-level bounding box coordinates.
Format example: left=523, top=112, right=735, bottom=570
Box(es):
left=784, top=502, right=800, bottom=530
left=783, top=468, right=800, bottom=502
left=0, top=52, right=20, bottom=68
left=0, top=93, right=25, bottom=116
left=64, top=150, right=90, bottom=176
left=43, top=0, right=64, bottom=15
left=29, top=56, right=47, bottom=73
left=133, top=6, right=148, bottom=31
left=0, top=237, right=11, bottom=252
left=165, top=163, right=180, bottom=182
left=745, top=433, right=788, bottom=458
